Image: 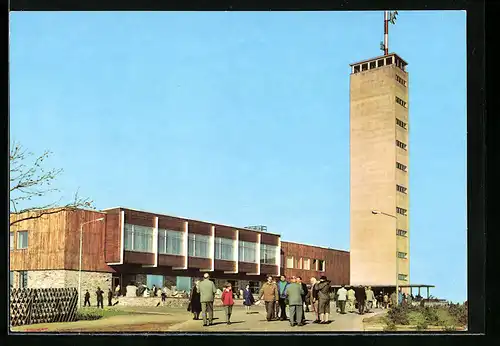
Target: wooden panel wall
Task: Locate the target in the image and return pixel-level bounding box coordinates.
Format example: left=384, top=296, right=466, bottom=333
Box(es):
left=261, top=264, right=278, bottom=276
left=188, top=257, right=211, bottom=269
left=214, top=260, right=235, bottom=272
left=104, top=208, right=121, bottom=263
left=158, top=216, right=184, bottom=232
left=158, top=254, right=184, bottom=268
left=261, top=233, right=280, bottom=246
left=10, top=210, right=68, bottom=270
left=238, top=262, right=257, bottom=273
left=64, top=209, right=114, bottom=272
left=281, top=241, right=350, bottom=285
left=238, top=230, right=258, bottom=242
left=188, top=221, right=211, bottom=236
left=124, top=251, right=155, bottom=265
left=125, top=210, right=155, bottom=228
left=214, top=226, right=236, bottom=240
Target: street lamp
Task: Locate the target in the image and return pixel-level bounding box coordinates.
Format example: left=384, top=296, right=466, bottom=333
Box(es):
left=371, top=210, right=400, bottom=306
left=78, top=217, right=105, bottom=308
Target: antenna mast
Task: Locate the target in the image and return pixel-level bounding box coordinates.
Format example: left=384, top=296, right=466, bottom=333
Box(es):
left=381, top=10, right=398, bottom=56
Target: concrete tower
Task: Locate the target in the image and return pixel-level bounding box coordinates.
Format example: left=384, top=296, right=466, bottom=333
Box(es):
left=349, top=53, right=410, bottom=288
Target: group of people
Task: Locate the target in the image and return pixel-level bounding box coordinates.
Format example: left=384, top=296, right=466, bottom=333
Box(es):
left=83, top=286, right=112, bottom=308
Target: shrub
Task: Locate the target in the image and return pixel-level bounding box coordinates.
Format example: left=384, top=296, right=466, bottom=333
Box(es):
left=384, top=321, right=397, bottom=332
left=423, top=306, right=439, bottom=325
left=387, top=305, right=410, bottom=325
left=444, top=325, right=457, bottom=331
left=416, top=321, right=428, bottom=331
left=448, top=303, right=468, bottom=326
left=75, top=308, right=104, bottom=321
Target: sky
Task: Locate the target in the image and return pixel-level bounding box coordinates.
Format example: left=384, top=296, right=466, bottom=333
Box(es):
left=9, top=11, right=467, bottom=302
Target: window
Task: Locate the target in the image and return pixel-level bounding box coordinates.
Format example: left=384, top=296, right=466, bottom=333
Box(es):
left=19, top=271, right=28, bottom=288
left=397, top=251, right=408, bottom=259
left=369, top=61, right=376, bottom=69
left=295, top=257, right=303, bottom=270
left=396, top=140, right=407, bottom=150
left=396, top=207, right=407, bottom=216
left=17, top=231, right=28, bottom=249
left=395, top=96, right=407, bottom=108
left=362, top=63, right=368, bottom=71
left=238, top=241, right=257, bottom=263
left=188, top=234, right=210, bottom=258
left=10, top=232, right=14, bottom=250
left=158, top=229, right=184, bottom=256
left=396, top=184, right=407, bottom=194
left=386, top=57, right=393, bottom=65
left=396, top=74, right=407, bottom=87
left=124, top=224, right=154, bottom=253
left=398, top=274, right=408, bottom=281
left=286, top=256, right=294, bottom=269
left=353, top=65, right=360, bottom=73
left=396, top=162, right=407, bottom=172
left=397, top=229, right=408, bottom=237
left=260, top=244, right=277, bottom=265
left=377, top=59, right=385, bottom=67
left=214, top=237, right=235, bottom=261
left=396, top=118, right=407, bottom=130
left=303, top=258, right=311, bottom=270
left=317, top=260, right=326, bottom=272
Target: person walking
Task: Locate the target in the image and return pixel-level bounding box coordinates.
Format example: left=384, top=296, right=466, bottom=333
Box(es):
left=161, top=286, right=167, bottom=306
left=95, top=287, right=104, bottom=309
left=297, top=277, right=308, bottom=323
left=114, top=284, right=121, bottom=298
left=383, top=292, right=389, bottom=309
left=198, top=273, right=217, bottom=327
left=107, top=288, right=113, bottom=306
left=336, top=285, right=347, bottom=314
left=314, top=276, right=331, bottom=324
left=355, top=285, right=366, bottom=315
left=84, top=290, right=91, bottom=307
left=259, top=275, right=279, bottom=321
left=221, top=282, right=235, bottom=325
left=376, top=291, right=383, bottom=309
left=365, top=286, right=375, bottom=312
left=188, top=281, right=202, bottom=320
left=274, top=277, right=280, bottom=319
left=346, top=286, right=356, bottom=313
left=390, top=291, right=397, bottom=308
left=286, top=276, right=305, bottom=327
left=309, top=277, right=320, bottom=323
left=277, top=275, right=289, bottom=321
left=243, top=284, right=255, bottom=314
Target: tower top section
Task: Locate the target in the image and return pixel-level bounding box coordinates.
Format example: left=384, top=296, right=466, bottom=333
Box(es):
left=349, top=53, right=408, bottom=75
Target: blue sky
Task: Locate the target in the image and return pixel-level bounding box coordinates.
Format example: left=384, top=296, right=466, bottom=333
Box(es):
left=10, top=11, right=467, bottom=302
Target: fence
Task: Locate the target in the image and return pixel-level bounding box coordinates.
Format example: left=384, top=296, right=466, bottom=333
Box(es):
left=10, top=288, right=79, bottom=327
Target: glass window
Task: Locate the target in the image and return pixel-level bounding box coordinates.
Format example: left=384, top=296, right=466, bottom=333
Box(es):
left=19, top=271, right=28, bottom=288
left=159, top=229, right=183, bottom=256
left=124, top=224, right=154, bottom=253
left=318, top=260, right=326, bottom=272
left=398, top=274, right=408, bottom=281
left=295, top=258, right=302, bottom=269
left=215, top=237, right=235, bottom=261
left=303, top=258, right=310, bottom=270
left=238, top=241, right=257, bottom=263
left=260, top=244, right=277, bottom=265
left=188, top=234, right=210, bottom=258
left=17, top=231, right=28, bottom=249
left=286, top=256, right=294, bottom=269
left=10, top=232, right=14, bottom=250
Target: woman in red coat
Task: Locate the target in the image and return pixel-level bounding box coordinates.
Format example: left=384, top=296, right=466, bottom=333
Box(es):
left=221, top=282, right=235, bottom=325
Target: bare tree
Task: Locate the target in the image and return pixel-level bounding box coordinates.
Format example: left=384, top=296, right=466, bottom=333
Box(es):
left=10, top=141, right=94, bottom=227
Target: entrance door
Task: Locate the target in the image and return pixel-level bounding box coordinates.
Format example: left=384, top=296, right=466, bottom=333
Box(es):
left=112, top=276, right=120, bottom=294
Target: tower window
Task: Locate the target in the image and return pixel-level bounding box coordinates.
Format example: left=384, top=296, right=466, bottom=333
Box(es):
left=395, top=96, right=407, bottom=108
left=362, top=63, right=368, bottom=71
left=396, top=207, right=407, bottom=216
left=396, top=162, right=407, bottom=172
left=396, top=75, right=407, bottom=87
left=397, top=229, right=408, bottom=237
left=370, top=61, right=376, bottom=69
left=386, top=57, right=393, bottom=65
left=396, top=184, right=407, bottom=194
left=397, top=251, right=407, bottom=259
left=378, top=59, right=385, bottom=67
left=396, top=118, right=407, bottom=130
left=354, top=65, right=360, bottom=73
left=396, top=140, right=407, bottom=150
left=398, top=274, right=408, bottom=281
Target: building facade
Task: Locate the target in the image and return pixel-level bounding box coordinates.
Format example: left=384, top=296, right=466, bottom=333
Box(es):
left=349, top=53, right=410, bottom=287
left=10, top=207, right=349, bottom=300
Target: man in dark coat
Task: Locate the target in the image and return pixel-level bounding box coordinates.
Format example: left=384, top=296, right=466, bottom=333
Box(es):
left=84, top=290, right=91, bottom=307
left=355, top=285, right=366, bottom=315
left=297, top=277, right=308, bottom=323
left=107, top=289, right=113, bottom=306
left=277, top=275, right=289, bottom=321
left=96, top=287, right=104, bottom=309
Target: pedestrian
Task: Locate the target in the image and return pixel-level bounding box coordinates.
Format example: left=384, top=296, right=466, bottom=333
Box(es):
left=383, top=292, right=389, bottom=309
left=95, top=287, right=104, bottom=309
left=243, top=284, right=255, bottom=314
left=390, top=291, right=397, bottom=308
left=355, top=285, right=366, bottom=315
left=198, top=273, right=217, bottom=327
left=365, top=286, right=375, bottom=312
left=310, top=277, right=320, bottom=323
left=259, top=275, right=279, bottom=321
left=286, top=276, right=305, bottom=327
left=336, top=285, right=347, bottom=314
left=274, top=277, right=280, bottom=319
left=220, top=282, right=235, bottom=325
left=297, top=277, right=308, bottom=323
left=346, top=286, right=356, bottom=313
left=107, top=288, right=113, bottom=306
left=84, top=289, right=91, bottom=307
left=277, top=275, right=289, bottom=321
left=114, top=284, right=121, bottom=298
left=314, top=276, right=331, bottom=324
left=161, top=286, right=167, bottom=306
left=398, top=288, right=403, bottom=305
left=407, top=293, right=413, bottom=306
left=188, top=280, right=202, bottom=320
left=377, top=291, right=384, bottom=309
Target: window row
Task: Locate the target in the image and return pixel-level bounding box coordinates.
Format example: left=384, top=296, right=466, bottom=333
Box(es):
left=396, top=229, right=408, bottom=237
left=396, top=118, right=407, bottom=130
left=396, top=184, right=407, bottom=194
left=396, top=207, right=408, bottom=216
left=396, top=74, right=407, bottom=87
left=396, top=162, right=407, bottom=172
left=398, top=274, right=408, bottom=281
left=10, top=231, right=28, bottom=250
left=396, top=140, right=407, bottom=150
left=397, top=251, right=408, bottom=259
left=286, top=256, right=326, bottom=272
left=395, top=96, right=407, bottom=108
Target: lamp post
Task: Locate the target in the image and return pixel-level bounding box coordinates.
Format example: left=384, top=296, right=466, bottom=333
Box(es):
left=78, top=217, right=105, bottom=308
left=371, top=210, right=400, bottom=305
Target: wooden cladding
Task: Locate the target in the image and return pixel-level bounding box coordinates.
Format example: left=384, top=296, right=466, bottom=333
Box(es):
left=238, top=230, right=258, bottom=243
left=188, top=221, right=211, bottom=236
left=158, top=216, right=184, bottom=232
left=188, top=257, right=211, bottom=269
left=214, top=260, right=236, bottom=272
left=215, top=226, right=236, bottom=240
left=261, top=264, right=278, bottom=276
left=104, top=209, right=121, bottom=263
left=261, top=233, right=280, bottom=246
left=124, top=251, right=155, bottom=265
left=158, top=254, right=184, bottom=268
left=125, top=210, right=155, bottom=228
left=238, top=262, right=257, bottom=273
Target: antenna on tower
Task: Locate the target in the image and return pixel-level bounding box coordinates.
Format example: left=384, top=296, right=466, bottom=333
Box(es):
left=380, top=10, right=398, bottom=55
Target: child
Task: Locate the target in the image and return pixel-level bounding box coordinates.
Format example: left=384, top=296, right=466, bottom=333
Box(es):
left=242, top=284, right=255, bottom=314
left=221, top=282, right=235, bottom=325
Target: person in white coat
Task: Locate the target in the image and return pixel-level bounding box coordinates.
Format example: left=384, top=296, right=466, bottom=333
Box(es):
left=336, top=285, right=347, bottom=314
